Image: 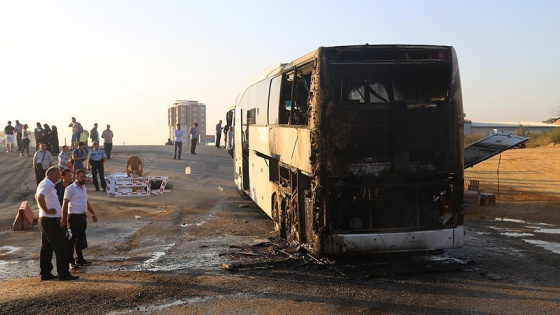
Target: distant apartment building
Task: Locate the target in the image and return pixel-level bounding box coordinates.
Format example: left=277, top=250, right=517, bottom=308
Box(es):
left=168, top=100, right=206, bottom=141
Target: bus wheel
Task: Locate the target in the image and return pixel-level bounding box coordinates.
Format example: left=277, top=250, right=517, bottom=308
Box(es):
left=236, top=180, right=249, bottom=199
left=238, top=189, right=250, bottom=199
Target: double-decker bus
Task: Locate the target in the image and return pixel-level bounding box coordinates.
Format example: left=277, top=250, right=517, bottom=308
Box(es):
left=226, top=44, right=465, bottom=256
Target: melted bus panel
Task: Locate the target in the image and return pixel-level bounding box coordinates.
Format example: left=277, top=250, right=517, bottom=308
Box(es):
left=230, top=45, right=465, bottom=256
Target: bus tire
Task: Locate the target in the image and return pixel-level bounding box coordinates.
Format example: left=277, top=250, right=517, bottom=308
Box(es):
left=238, top=189, right=250, bottom=199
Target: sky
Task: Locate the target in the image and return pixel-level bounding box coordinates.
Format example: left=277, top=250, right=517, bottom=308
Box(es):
left=1, top=0, right=559, bottom=145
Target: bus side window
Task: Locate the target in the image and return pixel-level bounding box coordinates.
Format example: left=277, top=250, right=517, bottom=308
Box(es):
left=279, top=74, right=293, bottom=125
left=268, top=76, right=282, bottom=125
left=279, top=66, right=312, bottom=126
left=292, top=72, right=311, bottom=125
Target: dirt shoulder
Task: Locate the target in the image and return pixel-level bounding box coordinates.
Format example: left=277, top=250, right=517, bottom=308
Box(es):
left=465, top=144, right=560, bottom=225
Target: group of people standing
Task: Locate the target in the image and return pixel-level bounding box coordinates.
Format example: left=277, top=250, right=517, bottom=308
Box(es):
left=31, top=116, right=109, bottom=281
left=36, top=166, right=98, bottom=281
left=34, top=140, right=109, bottom=193
left=4, top=118, right=114, bottom=160
left=1, top=117, right=112, bottom=281
left=171, top=120, right=233, bottom=160
left=173, top=122, right=199, bottom=160
left=31, top=118, right=113, bottom=193
left=4, top=120, right=60, bottom=156
left=215, top=120, right=234, bottom=157
left=68, top=117, right=114, bottom=159
left=34, top=122, right=60, bottom=155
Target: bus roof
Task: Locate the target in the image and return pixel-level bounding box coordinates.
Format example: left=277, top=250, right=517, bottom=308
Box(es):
left=235, top=44, right=453, bottom=106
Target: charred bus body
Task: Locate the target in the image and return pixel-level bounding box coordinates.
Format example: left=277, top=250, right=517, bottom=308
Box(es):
left=227, top=45, right=465, bottom=256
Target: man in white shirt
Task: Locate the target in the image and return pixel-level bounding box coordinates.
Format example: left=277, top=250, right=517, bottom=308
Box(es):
left=173, top=124, right=183, bottom=160
left=58, top=145, right=70, bottom=170
left=33, top=143, right=53, bottom=186
left=36, top=166, right=79, bottom=281
left=63, top=169, right=97, bottom=268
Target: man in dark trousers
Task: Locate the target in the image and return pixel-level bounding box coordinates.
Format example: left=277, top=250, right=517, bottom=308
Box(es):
left=33, top=143, right=53, bottom=185
left=215, top=120, right=222, bottom=148
left=101, top=124, right=113, bottom=159
left=63, top=169, right=98, bottom=268
left=90, top=123, right=99, bottom=143
left=173, top=124, right=183, bottom=160
left=14, top=120, right=23, bottom=151
left=36, top=166, right=79, bottom=281
left=87, top=141, right=107, bottom=192
left=189, top=122, right=198, bottom=154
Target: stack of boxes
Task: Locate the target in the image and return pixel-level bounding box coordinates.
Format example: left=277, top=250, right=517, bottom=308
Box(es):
left=463, top=179, right=497, bottom=214
left=479, top=193, right=497, bottom=206
left=463, top=179, right=480, bottom=214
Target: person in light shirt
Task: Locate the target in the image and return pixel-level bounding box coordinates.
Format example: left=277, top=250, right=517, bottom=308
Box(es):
left=101, top=124, right=113, bottom=159
left=88, top=141, right=107, bottom=192
left=33, top=142, right=53, bottom=185
left=19, top=124, right=31, bottom=156
left=63, top=169, right=98, bottom=268
left=173, top=123, right=183, bottom=160
left=58, top=145, right=71, bottom=170
left=35, top=166, right=79, bottom=281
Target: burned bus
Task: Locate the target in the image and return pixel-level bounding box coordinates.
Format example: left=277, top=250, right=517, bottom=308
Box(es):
left=226, top=45, right=465, bottom=256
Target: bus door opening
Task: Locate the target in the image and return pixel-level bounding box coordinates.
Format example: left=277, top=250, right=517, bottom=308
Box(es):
left=242, top=109, right=256, bottom=191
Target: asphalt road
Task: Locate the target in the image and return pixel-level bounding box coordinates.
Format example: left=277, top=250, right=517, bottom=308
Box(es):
left=0, top=144, right=559, bottom=314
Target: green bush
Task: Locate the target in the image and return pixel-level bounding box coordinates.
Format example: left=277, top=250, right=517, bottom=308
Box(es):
left=523, top=130, right=560, bottom=147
